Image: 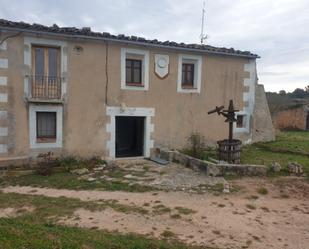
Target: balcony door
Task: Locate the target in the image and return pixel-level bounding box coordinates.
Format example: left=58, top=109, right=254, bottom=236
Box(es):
left=32, top=46, right=61, bottom=99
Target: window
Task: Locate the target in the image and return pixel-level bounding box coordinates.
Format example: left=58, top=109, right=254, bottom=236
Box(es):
left=236, top=115, right=244, bottom=128
left=121, top=48, right=149, bottom=91
left=126, top=59, right=142, bottom=86
left=31, top=46, right=61, bottom=99
left=177, top=54, right=202, bottom=93
left=29, top=104, right=63, bottom=149
left=182, top=63, right=195, bottom=87
left=36, top=112, right=56, bottom=142
left=32, top=46, right=60, bottom=77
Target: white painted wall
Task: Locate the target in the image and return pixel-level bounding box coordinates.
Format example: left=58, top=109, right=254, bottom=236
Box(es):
left=234, top=59, right=257, bottom=143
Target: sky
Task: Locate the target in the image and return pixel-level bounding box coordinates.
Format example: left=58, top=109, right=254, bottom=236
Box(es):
left=0, top=0, right=308, bottom=92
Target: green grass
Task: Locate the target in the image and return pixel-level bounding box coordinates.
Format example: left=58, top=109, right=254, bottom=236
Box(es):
left=183, top=131, right=309, bottom=177
left=241, top=131, right=309, bottom=175
left=152, top=204, right=171, bottom=215
left=257, top=187, right=268, bottom=195
left=0, top=192, right=215, bottom=249
left=181, top=131, right=309, bottom=183
left=245, top=204, right=256, bottom=210
left=0, top=172, right=156, bottom=192
left=174, top=207, right=196, bottom=215
left=0, top=218, right=212, bottom=249
left=0, top=191, right=148, bottom=217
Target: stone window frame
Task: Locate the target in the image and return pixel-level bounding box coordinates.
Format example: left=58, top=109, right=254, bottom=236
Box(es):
left=120, top=48, right=149, bottom=91
left=106, top=106, right=154, bottom=159
left=234, top=111, right=249, bottom=133
left=24, top=37, right=68, bottom=99
left=177, top=54, right=202, bottom=93
left=29, top=104, right=63, bottom=149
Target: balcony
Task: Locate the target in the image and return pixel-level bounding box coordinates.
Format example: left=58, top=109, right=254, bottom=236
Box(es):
left=26, top=75, right=63, bottom=103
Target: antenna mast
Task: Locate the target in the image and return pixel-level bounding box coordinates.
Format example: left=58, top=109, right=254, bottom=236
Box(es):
left=200, top=1, right=208, bottom=44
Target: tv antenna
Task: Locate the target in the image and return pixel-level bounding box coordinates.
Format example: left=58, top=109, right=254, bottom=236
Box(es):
left=200, top=1, right=208, bottom=44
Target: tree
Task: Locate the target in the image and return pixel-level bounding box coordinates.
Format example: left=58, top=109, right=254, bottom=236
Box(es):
left=290, top=88, right=307, bottom=98
left=279, top=90, right=286, bottom=95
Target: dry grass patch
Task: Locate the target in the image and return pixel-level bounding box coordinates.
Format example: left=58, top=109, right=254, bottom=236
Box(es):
left=246, top=204, right=256, bottom=210
left=257, top=187, right=268, bottom=195
left=152, top=204, right=171, bottom=215
left=174, top=206, right=196, bottom=215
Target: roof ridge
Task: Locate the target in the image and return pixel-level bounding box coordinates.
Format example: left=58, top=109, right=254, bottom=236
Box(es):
left=0, top=18, right=259, bottom=58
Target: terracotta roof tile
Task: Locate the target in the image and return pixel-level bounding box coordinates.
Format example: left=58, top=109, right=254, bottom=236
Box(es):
left=0, top=19, right=259, bottom=58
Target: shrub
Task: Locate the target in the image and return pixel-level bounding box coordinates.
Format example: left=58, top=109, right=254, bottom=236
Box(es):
left=57, top=156, right=80, bottom=172
left=187, top=132, right=205, bottom=158
left=36, top=152, right=55, bottom=176
left=257, top=187, right=268, bottom=195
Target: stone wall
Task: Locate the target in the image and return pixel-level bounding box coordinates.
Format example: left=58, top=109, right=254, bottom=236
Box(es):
left=252, top=84, right=275, bottom=142
left=157, top=149, right=267, bottom=177
left=273, top=106, right=307, bottom=130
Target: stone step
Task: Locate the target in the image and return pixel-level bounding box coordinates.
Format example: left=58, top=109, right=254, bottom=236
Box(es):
left=0, top=156, right=31, bottom=169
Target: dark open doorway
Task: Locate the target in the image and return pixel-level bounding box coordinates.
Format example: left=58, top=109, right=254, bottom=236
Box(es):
left=115, top=116, right=145, bottom=158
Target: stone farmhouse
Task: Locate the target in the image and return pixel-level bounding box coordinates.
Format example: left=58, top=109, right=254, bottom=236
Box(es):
left=0, top=19, right=274, bottom=161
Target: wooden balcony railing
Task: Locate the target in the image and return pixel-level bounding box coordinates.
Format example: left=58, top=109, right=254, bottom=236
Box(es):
left=29, top=75, right=62, bottom=100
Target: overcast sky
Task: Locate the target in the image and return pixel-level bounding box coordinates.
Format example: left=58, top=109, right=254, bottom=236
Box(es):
left=0, top=0, right=308, bottom=92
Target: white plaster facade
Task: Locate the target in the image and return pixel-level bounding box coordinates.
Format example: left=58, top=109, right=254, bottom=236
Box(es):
left=234, top=59, right=257, bottom=143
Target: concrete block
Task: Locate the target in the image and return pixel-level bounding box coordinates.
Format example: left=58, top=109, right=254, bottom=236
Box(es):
left=0, top=41, right=7, bottom=50
left=0, top=93, right=8, bottom=102
left=0, top=59, right=8, bottom=69
left=0, top=77, right=7, bottom=86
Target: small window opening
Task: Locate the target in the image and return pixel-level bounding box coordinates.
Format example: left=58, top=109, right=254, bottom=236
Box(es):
left=36, top=112, right=57, bottom=142
left=181, top=63, right=195, bottom=88
left=125, top=59, right=142, bottom=86
left=236, top=115, right=245, bottom=128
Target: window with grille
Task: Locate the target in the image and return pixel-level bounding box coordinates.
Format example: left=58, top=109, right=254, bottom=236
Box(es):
left=31, top=46, right=61, bottom=99
left=36, top=112, right=56, bottom=140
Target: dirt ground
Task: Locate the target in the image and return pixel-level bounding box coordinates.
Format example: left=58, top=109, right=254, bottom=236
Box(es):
left=2, top=173, right=309, bottom=249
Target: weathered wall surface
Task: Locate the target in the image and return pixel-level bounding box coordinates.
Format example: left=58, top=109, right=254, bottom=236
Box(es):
left=0, top=34, right=29, bottom=158
left=64, top=41, right=108, bottom=157
left=252, top=84, right=275, bottom=142
left=273, top=106, right=307, bottom=131
left=2, top=32, right=253, bottom=158
left=106, top=43, right=248, bottom=151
